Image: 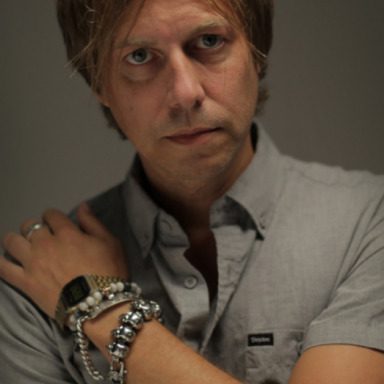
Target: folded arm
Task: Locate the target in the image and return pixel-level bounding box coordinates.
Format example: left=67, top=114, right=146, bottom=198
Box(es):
left=1, top=204, right=383, bottom=384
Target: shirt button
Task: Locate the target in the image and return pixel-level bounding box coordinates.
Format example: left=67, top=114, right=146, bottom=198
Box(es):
left=260, top=214, right=267, bottom=229
left=161, top=220, right=172, bottom=232
left=184, top=276, right=198, bottom=289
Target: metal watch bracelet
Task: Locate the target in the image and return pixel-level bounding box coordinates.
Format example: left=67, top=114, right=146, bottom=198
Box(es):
left=55, top=275, right=130, bottom=330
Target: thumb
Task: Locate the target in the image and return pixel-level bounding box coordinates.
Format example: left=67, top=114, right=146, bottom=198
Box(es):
left=77, top=202, right=112, bottom=241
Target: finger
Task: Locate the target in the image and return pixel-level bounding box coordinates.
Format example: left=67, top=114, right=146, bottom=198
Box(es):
left=42, top=208, right=78, bottom=234
left=0, top=254, right=26, bottom=292
left=77, top=202, right=113, bottom=241
left=21, top=219, right=51, bottom=241
left=1, top=232, right=31, bottom=266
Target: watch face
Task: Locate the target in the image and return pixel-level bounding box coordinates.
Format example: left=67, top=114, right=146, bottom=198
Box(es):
left=62, top=276, right=90, bottom=306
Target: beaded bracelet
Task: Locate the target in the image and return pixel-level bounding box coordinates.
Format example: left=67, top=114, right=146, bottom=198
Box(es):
left=69, top=282, right=142, bottom=332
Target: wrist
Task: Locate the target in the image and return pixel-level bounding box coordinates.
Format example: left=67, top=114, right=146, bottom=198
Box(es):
left=83, top=302, right=132, bottom=353
left=68, top=278, right=163, bottom=384
left=84, top=299, right=163, bottom=384
left=56, top=275, right=141, bottom=330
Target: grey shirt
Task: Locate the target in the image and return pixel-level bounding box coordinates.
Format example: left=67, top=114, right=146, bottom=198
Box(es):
left=1, top=124, right=384, bottom=384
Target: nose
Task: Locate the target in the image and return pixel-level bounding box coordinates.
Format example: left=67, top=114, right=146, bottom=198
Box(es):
left=166, top=51, right=205, bottom=109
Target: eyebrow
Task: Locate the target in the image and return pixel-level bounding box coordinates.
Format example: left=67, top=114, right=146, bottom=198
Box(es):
left=188, top=19, right=232, bottom=39
left=114, top=37, right=156, bottom=50
left=113, top=18, right=232, bottom=50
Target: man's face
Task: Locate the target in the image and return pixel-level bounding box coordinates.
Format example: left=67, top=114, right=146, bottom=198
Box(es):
left=99, top=0, right=259, bottom=183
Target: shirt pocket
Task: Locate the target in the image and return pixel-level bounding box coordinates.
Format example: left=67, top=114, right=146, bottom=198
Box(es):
left=245, top=329, right=304, bottom=384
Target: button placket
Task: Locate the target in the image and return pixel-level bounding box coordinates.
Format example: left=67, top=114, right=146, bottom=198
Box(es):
left=154, top=213, right=210, bottom=346
left=200, top=226, right=257, bottom=353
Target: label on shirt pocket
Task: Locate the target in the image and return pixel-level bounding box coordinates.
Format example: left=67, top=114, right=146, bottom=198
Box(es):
left=248, top=333, right=274, bottom=347
left=245, top=329, right=304, bottom=384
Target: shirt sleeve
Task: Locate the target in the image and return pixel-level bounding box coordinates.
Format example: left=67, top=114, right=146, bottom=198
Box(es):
left=302, top=190, right=384, bottom=352
left=0, top=274, right=84, bottom=383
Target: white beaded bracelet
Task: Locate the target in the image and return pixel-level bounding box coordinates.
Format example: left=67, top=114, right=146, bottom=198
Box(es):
left=69, top=282, right=142, bottom=331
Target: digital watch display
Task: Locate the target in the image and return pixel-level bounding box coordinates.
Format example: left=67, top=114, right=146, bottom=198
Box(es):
left=61, top=275, right=91, bottom=306
left=55, top=274, right=124, bottom=330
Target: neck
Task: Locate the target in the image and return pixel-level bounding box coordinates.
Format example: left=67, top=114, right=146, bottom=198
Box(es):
left=141, top=134, right=254, bottom=236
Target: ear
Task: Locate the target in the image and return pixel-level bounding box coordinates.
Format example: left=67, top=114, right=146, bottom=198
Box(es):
left=96, top=91, right=110, bottom=107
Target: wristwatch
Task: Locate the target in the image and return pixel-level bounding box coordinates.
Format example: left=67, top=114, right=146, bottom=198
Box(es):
left=55, top=274, right=124, bottom=330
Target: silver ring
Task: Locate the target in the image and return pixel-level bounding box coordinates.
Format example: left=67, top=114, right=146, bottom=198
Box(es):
left=25, top=223, right=46, bottom=241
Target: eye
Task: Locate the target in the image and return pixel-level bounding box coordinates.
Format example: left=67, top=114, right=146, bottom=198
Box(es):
left=126, top=48, right=154, bottom=65
left=195, top=34, right=223, bottom=49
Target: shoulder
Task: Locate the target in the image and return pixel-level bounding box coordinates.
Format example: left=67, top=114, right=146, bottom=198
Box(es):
left=285, top=155, right=384, bottom=188
left=68, top=182, right=127, bottom=237
left=282, top=156, right=384, bottom=209
left=271, top=156, right=384, bottom=265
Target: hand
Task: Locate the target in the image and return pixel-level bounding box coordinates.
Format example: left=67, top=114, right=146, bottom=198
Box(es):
left=0, top=203, right=129, bottom=319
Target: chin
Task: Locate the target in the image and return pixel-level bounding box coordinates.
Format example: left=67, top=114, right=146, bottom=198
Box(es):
left=160, top=151, right=235, bottom=182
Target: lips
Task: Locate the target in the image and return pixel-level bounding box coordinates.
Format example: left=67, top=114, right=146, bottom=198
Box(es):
left=166, top=127, right=220, bottom=146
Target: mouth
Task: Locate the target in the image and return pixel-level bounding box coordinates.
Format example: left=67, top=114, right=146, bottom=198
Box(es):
left=166, top=127, right=221, bottom=146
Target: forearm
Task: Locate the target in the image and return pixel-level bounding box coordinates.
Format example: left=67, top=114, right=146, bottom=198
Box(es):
left=83, top=303, right=241, bottom=384
left=288, top=344, right=384, bottom=384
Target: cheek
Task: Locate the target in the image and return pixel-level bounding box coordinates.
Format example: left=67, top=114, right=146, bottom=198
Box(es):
left=206, top=54, right=258, bottom=105
left=214, top=72, right=258, bottom=118
left=106, top=82, right=159, bottom=133
left=235, top=59, right=259, bottom=110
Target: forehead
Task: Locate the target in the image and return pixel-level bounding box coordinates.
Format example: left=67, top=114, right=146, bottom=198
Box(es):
left=113, top=0, right=236, bottom=46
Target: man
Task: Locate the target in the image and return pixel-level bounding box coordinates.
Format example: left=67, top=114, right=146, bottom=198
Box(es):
left=0, top=0, right=383, bottom=383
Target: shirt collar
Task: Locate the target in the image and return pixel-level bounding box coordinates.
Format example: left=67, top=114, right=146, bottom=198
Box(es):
left=123, top=156, right=160, bottom=258
left=225, top=120, right=287, bottom=238
left=123, top=120, right=286, bottom=256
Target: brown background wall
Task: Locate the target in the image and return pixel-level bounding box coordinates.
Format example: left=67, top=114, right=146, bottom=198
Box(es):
left=1, top=1, right=383, bottom=239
